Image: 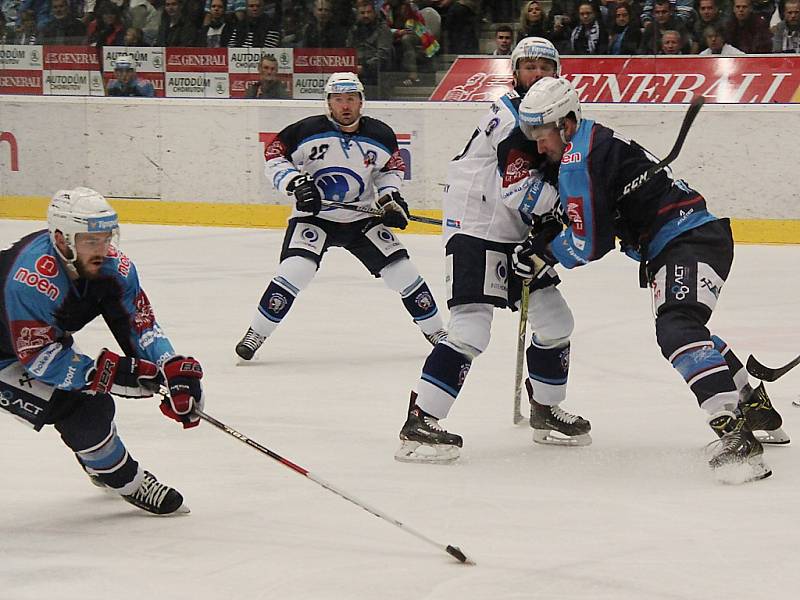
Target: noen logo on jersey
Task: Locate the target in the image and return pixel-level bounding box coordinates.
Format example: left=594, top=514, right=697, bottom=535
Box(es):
left=13, top=267, right=60, bottom=301
left=503, top=150, right=530, bottom=187
left=35, top=255, right=59, bottom=278
left=561, top=142, right=582, bottom=165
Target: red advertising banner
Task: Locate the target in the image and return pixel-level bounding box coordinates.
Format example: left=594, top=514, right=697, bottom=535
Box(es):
left=430, top=55, right=800, bottom=103
left=165, top=48, right=228, bottom=73
left=293, top=48, right=357, bottom=73
left=0, top=69, right=43, bottom=95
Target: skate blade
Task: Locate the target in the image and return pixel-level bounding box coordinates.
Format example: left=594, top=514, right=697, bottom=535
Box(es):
left=394, top=440, right=460, bottom=464
left=755, top=427, right=790, bottom=445
left=712, top=456, right=772, bottom=485
left=533, top=430, right=592, bottom=447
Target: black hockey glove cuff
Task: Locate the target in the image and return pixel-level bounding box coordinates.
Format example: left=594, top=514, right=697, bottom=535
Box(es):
left=288, top=174, right=322, bottom=215
left=377, top=191, right=410, bottom=230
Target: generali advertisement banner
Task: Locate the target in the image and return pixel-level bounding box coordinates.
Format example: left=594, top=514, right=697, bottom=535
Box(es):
left=0, top=45, right=353, bottom=100
left=431, top=55, right=800, bottom=103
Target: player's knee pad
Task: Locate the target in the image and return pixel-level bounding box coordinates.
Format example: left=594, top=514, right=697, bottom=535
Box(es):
left=445, top=303, right=493, bottom=360
left=380, top=259, right=440, bottom=324
left=275, top=255, right=317, bottom=292
left=527, top=286, right=574, bottom=346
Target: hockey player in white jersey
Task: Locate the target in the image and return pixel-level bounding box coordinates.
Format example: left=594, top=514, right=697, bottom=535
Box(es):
left=236, top=73, right=446, bottom=360
left=396, top=38, right=591, bottom=464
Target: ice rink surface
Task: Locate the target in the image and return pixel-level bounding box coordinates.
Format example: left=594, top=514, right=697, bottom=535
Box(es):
left=1, top=220, right=799, bottom=600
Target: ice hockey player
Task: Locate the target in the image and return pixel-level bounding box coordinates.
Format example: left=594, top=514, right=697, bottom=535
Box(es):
left=395, top=38, right=591, bottom=465
left=106, top=55, right=155, bottom=97
left=515, top=77, right=787, bottom=483
left=0, top=188, right=205, bottom=513
left=235, top=72, right=446, bottom=361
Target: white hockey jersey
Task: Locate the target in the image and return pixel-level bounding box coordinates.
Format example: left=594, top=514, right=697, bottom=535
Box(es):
left=264, top=115, right=405, bottom=223
left=442, top=91, right=559, bottom=244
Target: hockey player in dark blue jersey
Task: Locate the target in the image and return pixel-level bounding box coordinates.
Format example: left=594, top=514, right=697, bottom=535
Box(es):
left=0, top=188, right=204, bottom=513
left=514, top=77, right=786, bottom=483
left=235, top=72, right=445, bottom=361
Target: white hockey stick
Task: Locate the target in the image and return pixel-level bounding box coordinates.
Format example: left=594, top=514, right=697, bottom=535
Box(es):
left=513, top=282, right=531, bottom=425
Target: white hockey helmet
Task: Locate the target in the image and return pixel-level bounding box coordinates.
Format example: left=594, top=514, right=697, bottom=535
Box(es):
left=511, top=37, right=561, bottom=78
left=324, top=72, right=365, bottom=126
left=114, top=55, right=135, bottom=70
left=519, top=77, right=582, bottom=141
left=47, top=187, right=119, bottom=274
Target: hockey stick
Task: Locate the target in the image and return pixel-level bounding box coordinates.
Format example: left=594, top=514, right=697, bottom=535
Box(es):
left=193, top=409, right=474, bottom=564
left=513, top=282, right=531, bottom=425
left=318, top=200, right=443, bottom=226
left=619, top=95, right=705, bottom=199
left=746, top=354, right=800, bottom=382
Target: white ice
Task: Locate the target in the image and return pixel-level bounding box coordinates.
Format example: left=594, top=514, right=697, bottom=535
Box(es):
left=1, top=220, right=799, bottom=600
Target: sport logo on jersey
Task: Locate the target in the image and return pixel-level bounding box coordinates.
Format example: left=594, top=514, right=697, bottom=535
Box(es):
left=133, top=291, right=156, bottom=334
left=11, top=320, right=56, bottom=363
left=503, top=149, right=531, bottom=188
left=566, top=197, right=585, bottom=234
left=35, top=255, right=58, bottom=277
left=561, top=142, right=582, bottom=165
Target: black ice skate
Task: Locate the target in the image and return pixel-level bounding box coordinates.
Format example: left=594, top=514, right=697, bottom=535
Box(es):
left=123, top=470, right=190, bottom=515
left=738, top=383, right=789, bottom=445
left=235, top=327, right=266, bottom=361
left=423, top=328, right=448, bottom=346
left=527, top=380, right=591, bottom=446
left=395, top=392, right=462, bottom=464
left=707, top=412, right=772, bottom=484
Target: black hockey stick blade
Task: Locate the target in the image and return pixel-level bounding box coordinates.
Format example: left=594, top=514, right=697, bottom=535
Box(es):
left=746, top=354, right=800, bottom=382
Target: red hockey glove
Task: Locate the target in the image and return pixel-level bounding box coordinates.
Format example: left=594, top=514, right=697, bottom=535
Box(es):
left=159, top=356, right=204, bottom=429
left=86, top=349, right=163, bottom=398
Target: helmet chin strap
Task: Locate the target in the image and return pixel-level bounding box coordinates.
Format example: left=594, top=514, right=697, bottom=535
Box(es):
left=557, top=118, right=570, bottom=144
left=53, top=233, right=79, bottom=278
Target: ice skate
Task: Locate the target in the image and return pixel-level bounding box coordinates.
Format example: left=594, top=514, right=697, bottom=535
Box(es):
left=527, top=380, right=591, bottom=446
left=395, top=392, right=462, bottom=464
left=122, top=470, right=190, bottom=515
left=235, top=327, right=266, bottom=361
left=707, top=412, right=772, bottom=484
left=738, top=383, right=789, bottom=445
left=423, top=328, right=448, bottom=346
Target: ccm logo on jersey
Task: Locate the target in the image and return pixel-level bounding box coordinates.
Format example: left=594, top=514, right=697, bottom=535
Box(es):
left=13, top=267, right=60, bottom=301
left=566, top=197, right=585, bottom=234
left=503, top=149, right=531, bottom=187
left=561, top=142, right=582, bottom=165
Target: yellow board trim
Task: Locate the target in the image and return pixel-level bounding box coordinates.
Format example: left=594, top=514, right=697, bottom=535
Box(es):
left=1, top=195, right=798, bottom=242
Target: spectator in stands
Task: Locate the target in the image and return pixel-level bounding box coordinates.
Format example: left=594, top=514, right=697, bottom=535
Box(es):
left=280, top=5, right=300, bottom=46
left=483, top=0, right=512, bottom=22
left=568, top=1, right=609, bottom=53
left=436, top=0, right=481, bottom=54
left=202, top=0, right=233, bottom=46
left=228, top=0, right=280, bottom=46
left=107, top=55, right=156, bottom=96
left=639, top=0, right=692, bottom=54
left=17, top=0, right=50, bottom=30
left=382, top=0, right=440, bottom=86
left=609, top=3, right=641, bottom=53
left=693, top=0, right=724, bottom=52
left=1, top=0, right=19, bottom=32
left=10, top=7, right=36, bottom=43
left=299, top=0, right=347, bottom=48
left=245, top=54, right=290, bottom=98
left=87, top=2, right=126, bottom=46
left=124, top=25, right=146, bottom=45
left=39, top=0, right=86, bottom=44
left=156, top=0, right=200, bottom=46
left=347, top=0, right=393, bottom=87
left=129, top=0, right=161, bottom=45
left=491, top=23, right=513, bottom=54
left=700, top=21, right=745, bottom=53
left=518, top=0, right=550, bottom=42
left=640, top=0, right=694, bottom=26
left=724, top=0, right=772, bottom=53
left=750, top=0, right=777, bottom=23
left=659, top=28, right=683, bottom=52
left=772, top=0, right=800, bottom=52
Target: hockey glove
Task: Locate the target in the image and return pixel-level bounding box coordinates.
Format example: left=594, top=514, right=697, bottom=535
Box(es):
left=288, top=173, right=322, bottom=215
left=512, top=219, right=561, bottom=280
left=160, top=355, right=204, bottom=429
left=377, top=191, right=410, bottom=230
left=86, top=349, right=163, bottom=398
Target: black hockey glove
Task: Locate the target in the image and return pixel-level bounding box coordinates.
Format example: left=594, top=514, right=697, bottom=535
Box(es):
left=86, top=349, right=163, bottom=398
left=377, top=191, right=410, bottom=230
left=512, top=219, right=561, bottom=280
left=288, top=174, right=322, bottom=215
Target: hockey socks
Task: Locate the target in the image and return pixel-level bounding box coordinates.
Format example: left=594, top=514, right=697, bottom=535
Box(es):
left=256, top=277, right=298, bottom=329
left=526, top=337, right=569, bottom=406
left=711, top=335, right=749, bottom=390
left=415, top=343, right=472, bottom=419
left=74, top=423, right=141, bottom=494
left=669, top=340, right=737, bottom=408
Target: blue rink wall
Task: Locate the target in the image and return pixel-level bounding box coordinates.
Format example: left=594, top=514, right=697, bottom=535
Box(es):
left=1, top=97, right=798, bottom=242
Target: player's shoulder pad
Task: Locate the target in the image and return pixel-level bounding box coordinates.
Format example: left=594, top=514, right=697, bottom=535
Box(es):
left=356, top=116, right=398, bottom=150
left=281, top=115, right=332, bottom=147
left=5, top=231, right=68, bottom=304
